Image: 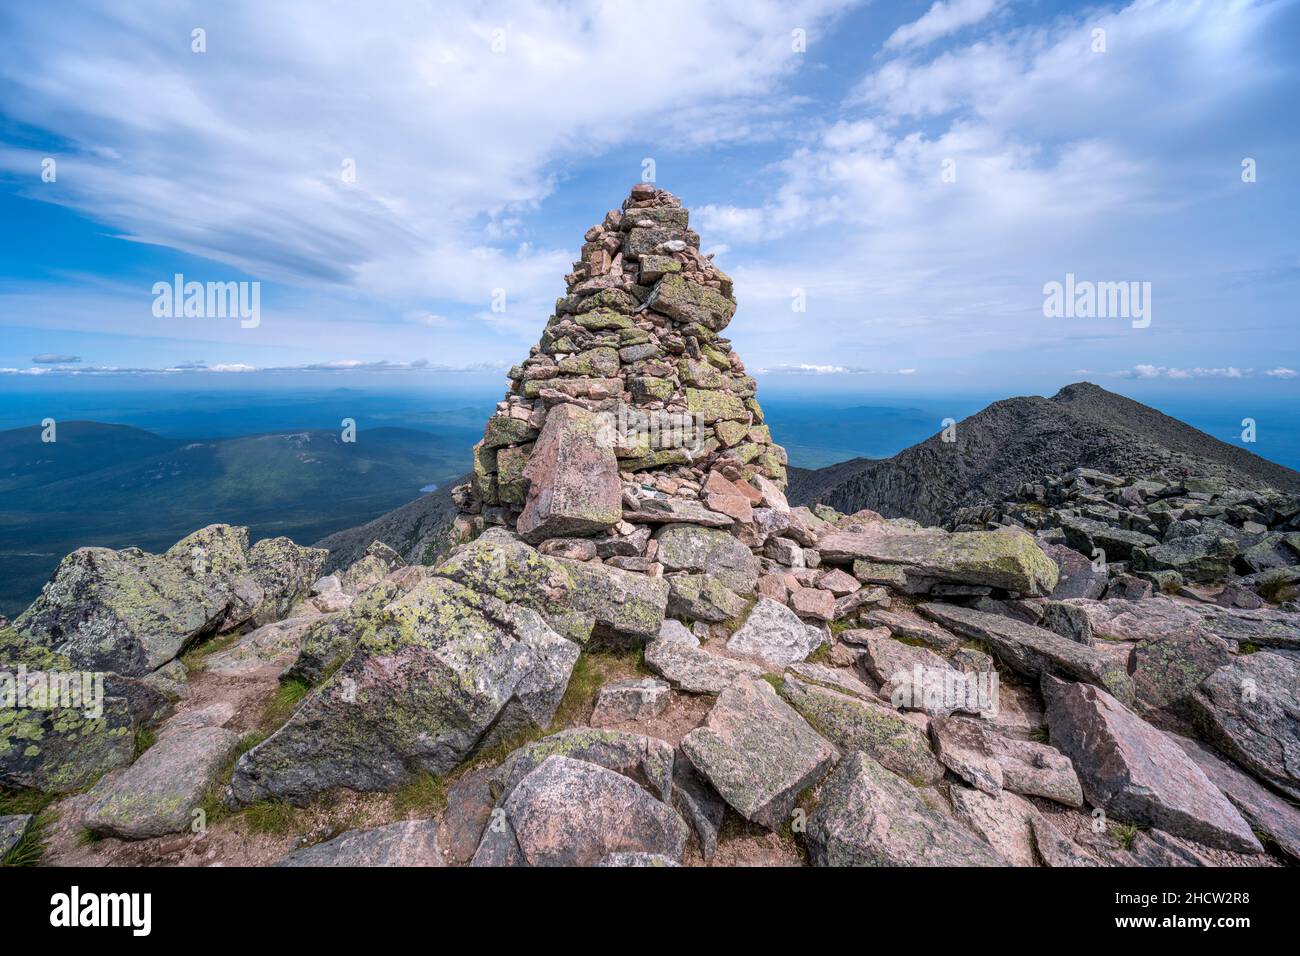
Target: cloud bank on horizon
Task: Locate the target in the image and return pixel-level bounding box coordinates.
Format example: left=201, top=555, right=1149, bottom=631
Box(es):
left=0, top=0, right=1296, bottom=391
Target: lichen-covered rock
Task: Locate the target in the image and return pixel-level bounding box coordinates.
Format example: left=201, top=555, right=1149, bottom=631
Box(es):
left=807, top=752, right=1005, bottom=867
left=644, top=638, right=762, bottom=694
left=929, top=715, right=1083, bottom=806
left=0, top=628, right=164, bottom=792
left=0, top=814, right=33, bottom=860
left=725, top=597, right=824, bottom=667
left=278, top=820, right=445, bottom=867
left=471, top=755, right=689, bottom=866
left=229, top=576, right=580, bottom=805
left=682, top=679, right=836, bottom=829
left=287, top=570, right=432, bottom=685
left=517, top=403, right=622, bottom=543
left=920, top=602, right=1135, bottom=705
left=654, top=525, right=760, bottom=594
left=1042, top=675, right=1262, bottom=852
left=817, top=526, right=1059, bottom=596
left=1133, top=534, right=1238, bottom=583
left=1191, top=650, right=1300, bottom=801
left=779, top=673, right=943, bottom=786
left=665, top=573, right=747, bottom=623
left=487, top=728, right=675, bottom=804
left=1057, top=514, right=1158, bottom=562
left=83, top=726, right=239, bottom=839
left=14, top=524, right=323, bottom=677
left=646, top=273, right=735, bottom=332
left=556, top=558, right=668, bottom=642
left=591, top=678, right=671, bottom=724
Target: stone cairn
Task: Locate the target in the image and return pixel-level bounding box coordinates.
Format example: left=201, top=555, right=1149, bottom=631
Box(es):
left=452, top=184, right=793, bottom=579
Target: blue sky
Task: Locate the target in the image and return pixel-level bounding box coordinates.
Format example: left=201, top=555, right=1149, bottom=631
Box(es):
left=1, top=0, right=1297, bottom=400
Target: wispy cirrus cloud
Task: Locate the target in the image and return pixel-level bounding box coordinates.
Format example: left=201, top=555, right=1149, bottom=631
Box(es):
left=884, top=0, right=1003, bottom=51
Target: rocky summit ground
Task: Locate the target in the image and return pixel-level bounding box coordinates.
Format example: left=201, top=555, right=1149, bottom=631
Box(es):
left=3, top=186, right=1299, bottom=869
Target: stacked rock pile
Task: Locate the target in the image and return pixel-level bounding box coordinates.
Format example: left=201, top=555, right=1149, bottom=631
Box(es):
left=453, top=185, right=791, bottom=571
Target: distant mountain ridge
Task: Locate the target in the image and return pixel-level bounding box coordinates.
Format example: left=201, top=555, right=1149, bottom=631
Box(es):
left=787, top=383, right=1300, bottom=526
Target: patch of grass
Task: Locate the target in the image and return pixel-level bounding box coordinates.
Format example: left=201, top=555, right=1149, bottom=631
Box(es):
left=828, top=618, right=855, bottom=637
left=2, top=811, right=55, bottom=867
left=236, top=730, right=268, bottom=757
left=550, top=653, right=605, bottom=728
left=133, top=726, right=157, bottom=758
left=392, top=770, right=448, bottom=819
left=760, top=673, right=785, bottom=694
left=76, top=826, right=102, bottom=847
left=1239, top=642, right=1259, bottom=655
left=805, top=642, right=832, bottom=665
left=242, top=800, right=301, bottom=836
left=180, top=630, right=241, bottom=672
left=1109, top=821, right=1140, bottom=850
left=0, top=788, right=57, bottom=817
left=260, top=677, right=312, bottom=731
left=1027, top=727, right=1050, bottom=743
left=547, top=646, right=649, bottom=730
left=465, top=725, right=546, bottom=775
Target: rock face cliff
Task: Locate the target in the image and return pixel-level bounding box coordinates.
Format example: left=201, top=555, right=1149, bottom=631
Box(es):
left=789, top=382, right=1300, bottom=526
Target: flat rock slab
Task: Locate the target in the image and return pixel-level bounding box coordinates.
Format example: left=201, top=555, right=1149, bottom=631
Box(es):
left=948, top=786, right=1040, bottom=867
left=1042, top=543, right=1108, bottom=600
left=1041, top=675, right=1261, bottom=853
left=930, top=715, right=1083, bottom=806
left=644, top=638, right=762, bottom=694
left=517, top=403, right=622, bottom=543
left=472, top=755, right=689, bottom=866
left=278, top=820, right=444, bottom=866
left=726, top=597, right=825, bottom=667
left=785, top=662, right=876, bottom=700
left=779, top=674, right=943, bottom=786
left=817, top=526, right=1058, bottom=596
left=1174, top=735, right=1300, bottom=861
left=1191, top=650, right=1300, bottom=801
left=622, top=499, right=734, bottom=527
left=860, top=608, right=962, bottom=652
left=1068, top=596, right=1300, bottom=651
left=653, top=524, right=760, bottom=594
left=855, top=630, right=984, bottom=716
left=204, top=615, right=319, bottom=676
left=591, top=677, right=671, bottom=724
left=920, top=602, right=1135, bottom=705
left=682, top=679, right=837, bottom=829
left=84, top=726, right=239, bottom=839
left=807, top=752, right=1005, bottom=867
left=488, top=728, right=675, bottom=804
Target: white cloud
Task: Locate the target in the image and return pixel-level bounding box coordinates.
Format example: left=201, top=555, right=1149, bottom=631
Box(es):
left=0, top=358, right=508, bottom=377
left=1266, top=367, right=1298, bottom=378
left=0, top=0, right=858, bottom=338
left=885, top=0, right=1002, bottom=51
left=1118, top=365, right=1254, bottom=380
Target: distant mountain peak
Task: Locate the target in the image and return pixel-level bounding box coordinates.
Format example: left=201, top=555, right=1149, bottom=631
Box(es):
left=789, top=387, right=1300, bottom=524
